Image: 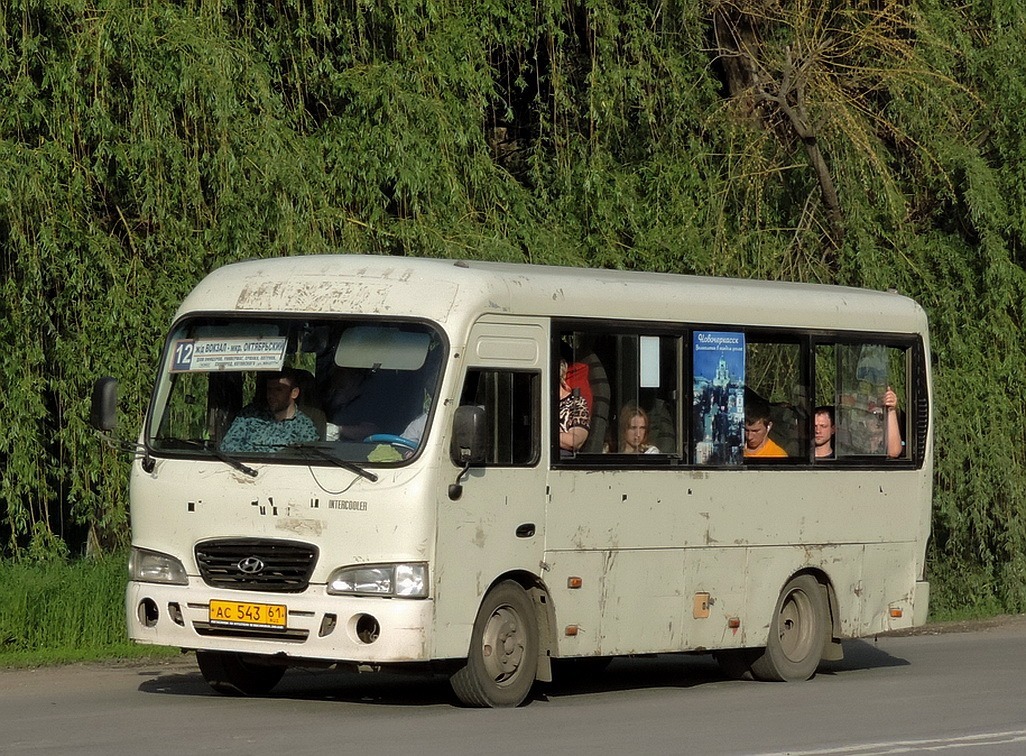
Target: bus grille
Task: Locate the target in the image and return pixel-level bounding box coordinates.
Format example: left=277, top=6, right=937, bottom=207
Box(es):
left=195, top=538, right=318, bottom=593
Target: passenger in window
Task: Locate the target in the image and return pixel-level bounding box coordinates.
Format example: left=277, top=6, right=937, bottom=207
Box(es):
left=882, top=386, right=904, bottom=458
left=814, top=406, right=836, bottom=459
left=743, top=403, right=788, bottom=458
left=398, top=390, right=433, bottom=450
left=323, top=365, right=386, bottom=441
left=559, top=358, right=590, bottom=455
left=402, top=412, right=427, bottom=445
left=618, top=404, right=661, bottom=454
left=842, top=387, right=904, bottom=458
left=220, top=369, right=320, bottom=453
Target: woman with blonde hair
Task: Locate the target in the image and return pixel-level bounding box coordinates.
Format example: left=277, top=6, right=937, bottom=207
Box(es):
left=618, top=404, right=660, bottom=454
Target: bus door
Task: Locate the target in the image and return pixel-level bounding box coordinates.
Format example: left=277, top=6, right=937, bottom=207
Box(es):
left=432, top=317, right=545, bottom=659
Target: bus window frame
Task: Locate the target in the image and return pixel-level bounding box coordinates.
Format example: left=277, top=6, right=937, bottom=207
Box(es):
left=809, top=332, right=927, bottom=469
left=551, top=321, right=684, bottom=468
left=549, top=320, right=929, bottom=472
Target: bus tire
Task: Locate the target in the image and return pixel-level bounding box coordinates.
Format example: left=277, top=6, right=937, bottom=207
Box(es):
left=750, top=574, right=827, bottom=682
left=195, top=650, right=286, bottom=696
left=450, top=580, right=539, bottom=707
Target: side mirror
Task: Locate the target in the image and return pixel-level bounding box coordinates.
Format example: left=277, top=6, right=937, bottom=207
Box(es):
left=449, top=405, right=485, bottom=500
left=451, top=405, right=486, bottom=465
left=90, top=377, right=118, bottom=431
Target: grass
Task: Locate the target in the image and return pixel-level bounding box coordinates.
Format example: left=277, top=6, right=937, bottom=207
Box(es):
left=0, top=552, right=176, bottom=668
left=926, top=601, right=1007, bottom=624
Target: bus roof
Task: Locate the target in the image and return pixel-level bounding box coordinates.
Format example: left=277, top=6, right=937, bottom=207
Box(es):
left=176, top=254, right=928, bottom=335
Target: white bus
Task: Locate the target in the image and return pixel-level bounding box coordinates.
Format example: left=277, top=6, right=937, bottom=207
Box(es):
left=92, top=255, right=932, bottom=707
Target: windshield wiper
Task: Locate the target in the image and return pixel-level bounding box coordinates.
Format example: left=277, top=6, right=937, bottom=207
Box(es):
left=291, top=444, right=379, bottom=483
left=165, top=439, right=259, bottom=478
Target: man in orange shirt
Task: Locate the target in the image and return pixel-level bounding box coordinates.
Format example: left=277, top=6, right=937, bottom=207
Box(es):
left=743, top=405, right=788, bottom=458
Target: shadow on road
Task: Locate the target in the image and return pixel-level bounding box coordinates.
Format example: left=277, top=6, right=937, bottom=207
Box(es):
left=137, top=663, right=458, bottom=706
left=135, top=638, right=908, bottom=706
left=819, top=638, right=911, bottom=674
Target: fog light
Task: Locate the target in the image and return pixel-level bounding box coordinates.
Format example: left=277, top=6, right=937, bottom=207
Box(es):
left=139, top=598, right=159, bottom=628
left=354, top=614, right=380, bottom=644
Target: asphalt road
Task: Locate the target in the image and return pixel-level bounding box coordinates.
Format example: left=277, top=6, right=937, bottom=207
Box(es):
left=2, top=616, right=1025, bottom=755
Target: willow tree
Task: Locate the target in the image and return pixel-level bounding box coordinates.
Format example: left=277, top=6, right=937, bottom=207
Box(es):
left=705, top=0, right=1026, bottom=613
left=4, top=0, right=1026, bottom=617
left=703, top=0, right=974, bottom=283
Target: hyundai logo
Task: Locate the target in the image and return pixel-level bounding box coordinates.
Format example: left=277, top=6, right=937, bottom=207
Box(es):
left=237, top=556, right=265, bottom=575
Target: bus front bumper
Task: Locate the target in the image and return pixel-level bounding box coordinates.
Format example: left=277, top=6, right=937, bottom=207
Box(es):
left=125, top=580, right=435, bottom=664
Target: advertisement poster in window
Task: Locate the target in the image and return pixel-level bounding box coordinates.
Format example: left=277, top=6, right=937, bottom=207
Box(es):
left=693, top=331, right=745, bottom=464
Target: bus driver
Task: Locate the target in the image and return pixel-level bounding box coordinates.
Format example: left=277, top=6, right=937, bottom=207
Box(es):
left=220, top=369, right=319, bottom=453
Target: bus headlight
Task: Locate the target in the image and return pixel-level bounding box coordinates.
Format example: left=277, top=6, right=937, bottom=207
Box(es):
left=129, top=547, right=188, bottom=585
left=327, top=563, right=428, bottom=598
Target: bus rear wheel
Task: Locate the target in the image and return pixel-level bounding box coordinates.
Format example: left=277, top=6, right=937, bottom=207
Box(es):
left=195, top=650, right=286, bottom=696
left=450, top=581, right=539, bottom=707
left=750, top=574, right=827, bottom=682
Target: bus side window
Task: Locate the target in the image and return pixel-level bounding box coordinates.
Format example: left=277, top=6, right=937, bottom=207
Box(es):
left=745, top=339, right=807, bottom=459
left=612, top=335, right=678, bottom=457
left=457, top=369, right=539, bottom=466
left=829, top=343, right=908, bottom=459
left=559, top=330, right=678, bottom=460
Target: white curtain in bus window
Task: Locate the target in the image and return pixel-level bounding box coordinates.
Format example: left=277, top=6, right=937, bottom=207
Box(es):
left=639, top=336, right=660, bottom=388
left=692, top=332, right=745, bottom=465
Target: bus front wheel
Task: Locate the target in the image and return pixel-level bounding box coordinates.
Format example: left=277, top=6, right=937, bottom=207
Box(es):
left=450, top=581, right=539, bottom=707
left=750, top=574, right=828, bottom=682
left=195, top=650, right=286, bottom=696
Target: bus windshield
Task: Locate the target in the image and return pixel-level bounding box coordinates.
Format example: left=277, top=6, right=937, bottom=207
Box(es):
left=148, top=317, right=445, bottom=464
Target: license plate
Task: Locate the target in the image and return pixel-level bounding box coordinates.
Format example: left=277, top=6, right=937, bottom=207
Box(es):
left=208, top=599, right=287, bottom=629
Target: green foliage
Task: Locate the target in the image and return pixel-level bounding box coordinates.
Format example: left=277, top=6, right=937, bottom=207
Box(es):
left=2, top=0, right=1026, bottom=617
left=0, top=553, right=132, bottom=661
